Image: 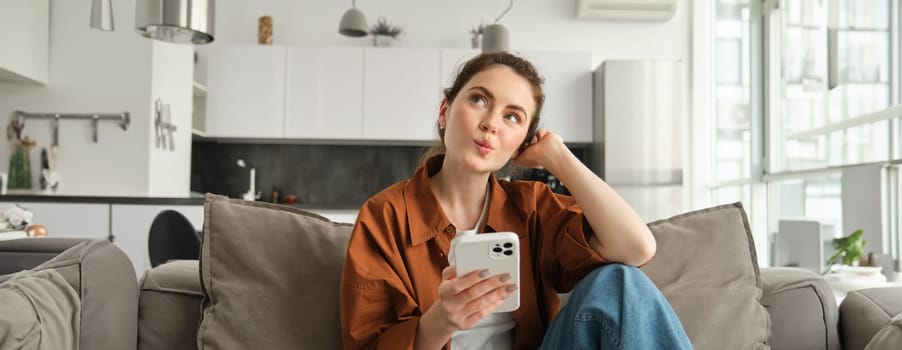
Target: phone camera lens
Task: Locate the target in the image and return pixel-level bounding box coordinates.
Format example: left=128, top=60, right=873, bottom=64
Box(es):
left=503, top=242, right=513, bottom=248
left=503, top=250, right=513, bottom=256
left=493, top=247, right=503, bottom=253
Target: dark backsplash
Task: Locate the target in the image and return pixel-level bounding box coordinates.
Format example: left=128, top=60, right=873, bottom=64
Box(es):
left=191, top=141, right=586, bottom=209
left=191, top=142, right=430, bottom=209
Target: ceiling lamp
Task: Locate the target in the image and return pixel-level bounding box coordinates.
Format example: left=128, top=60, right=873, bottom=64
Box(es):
left=90, top=0, right=114, bottom=31
left=482, top=0, right=513, bottom=53
left=339, top=0, right=368, bottom=37
left=135, top=0, right=215, bottom=45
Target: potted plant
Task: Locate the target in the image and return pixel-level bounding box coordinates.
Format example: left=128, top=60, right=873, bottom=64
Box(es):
left=822, top=229, right=888, bottom=297
left=370, top=17, right=403, bottom=47
left=469, top=22, right=485, bottom=49
left=823, top=229, right=866, bottom=273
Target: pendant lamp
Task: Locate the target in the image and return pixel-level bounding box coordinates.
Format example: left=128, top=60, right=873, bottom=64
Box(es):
left=91, top=0, right=115, bottom=31
left=482, top=0, right=513, bottom=53
left=339, top=0, right=368, bottom=37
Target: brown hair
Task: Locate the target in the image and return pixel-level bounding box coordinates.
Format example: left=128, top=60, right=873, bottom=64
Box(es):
left=420, top=52, right=545, bottom=166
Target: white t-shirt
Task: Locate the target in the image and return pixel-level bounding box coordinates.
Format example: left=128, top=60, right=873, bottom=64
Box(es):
left=447, top=184, right=516, bottom=349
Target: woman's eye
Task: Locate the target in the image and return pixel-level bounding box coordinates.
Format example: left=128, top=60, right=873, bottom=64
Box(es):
left=504, top=113, right=521, bottom=124
left=471, top=95, right=487, bottom=107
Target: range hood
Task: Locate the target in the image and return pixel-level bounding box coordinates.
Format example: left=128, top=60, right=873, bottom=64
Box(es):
left=135, top=0, right=215, bottom=44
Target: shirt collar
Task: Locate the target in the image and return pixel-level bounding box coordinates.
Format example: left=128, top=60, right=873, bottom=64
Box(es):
left=404, top=155, right=527, bottom=246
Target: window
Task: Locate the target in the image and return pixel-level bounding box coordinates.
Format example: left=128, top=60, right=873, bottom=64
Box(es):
left=714, top=0, right=752, bottom=184
left=705, top=0, right=902, bottom=267
left=772, top=0, right=893, bottom=173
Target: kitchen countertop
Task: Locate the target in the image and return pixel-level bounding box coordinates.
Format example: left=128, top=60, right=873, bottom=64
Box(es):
left=0, top=192, right=362, bottom=210
left=0, top=193, right=205, bottom=205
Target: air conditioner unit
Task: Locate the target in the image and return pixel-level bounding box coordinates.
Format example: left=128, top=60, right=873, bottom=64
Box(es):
left=576, top=0, right=677, bottom=22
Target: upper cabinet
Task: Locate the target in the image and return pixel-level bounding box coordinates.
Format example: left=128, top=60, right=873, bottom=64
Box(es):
left=200, top=46, right=592, bottom=143
left=285, top=47, right=363, bottom=139
left=363, top=48, right=440, bottom=141
left=0, top=0, right=49, bottom=84
left=520, top=51, right=593, bottom=143
left=205, top=45, right=286, bottom=138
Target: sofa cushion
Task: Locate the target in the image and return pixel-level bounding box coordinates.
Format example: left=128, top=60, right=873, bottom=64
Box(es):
left=840, top=286, right=902, bottom=350
left=640, top=202, right=770, bottom=349
left=0, top=239, right=137, bottom=350
left=0, top=268, right=80, bottom=349
left=139, top=260, right=202, bottom=350
left=197, top=194, right=353, bottom=349
left=760, top=267, right=840, bottom=349
left=866, top=312, right=902, bottom=350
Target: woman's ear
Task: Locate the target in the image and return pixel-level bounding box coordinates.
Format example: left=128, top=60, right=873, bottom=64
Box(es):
left=438, top=98, right=449, bottom=129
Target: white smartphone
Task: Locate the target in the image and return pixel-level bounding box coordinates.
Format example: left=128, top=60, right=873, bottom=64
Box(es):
left=450, top=232, right=520, bottom=313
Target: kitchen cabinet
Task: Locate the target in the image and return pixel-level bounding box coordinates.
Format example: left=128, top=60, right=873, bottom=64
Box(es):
left=204, top=45, right=286, bottom=138
left=0, top=0, right=49, bottom=84
left=285, top=48, right=363, bottom=139
left=201, top=46, right=591, bottom=143
left=362, top=48, right=441, bottom=141
left=0, top=202, right=109, bottom=240
left=520, top=51, right=593, bottom=143
left=111, top=204, right=203, bottom=278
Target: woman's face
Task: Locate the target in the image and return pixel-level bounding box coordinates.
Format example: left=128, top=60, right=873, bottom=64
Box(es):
left=440, top=65, right=536, bottom=174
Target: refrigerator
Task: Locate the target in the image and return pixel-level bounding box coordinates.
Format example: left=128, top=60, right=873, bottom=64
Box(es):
left=589, top=60, right=686, bottom=222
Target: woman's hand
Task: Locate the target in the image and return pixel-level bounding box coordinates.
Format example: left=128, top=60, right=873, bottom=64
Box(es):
left=511, top=129, right=567, bottom=171
left=418, top=266, right=515, bottom=344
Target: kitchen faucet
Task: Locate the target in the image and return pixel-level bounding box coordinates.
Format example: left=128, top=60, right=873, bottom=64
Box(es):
left=236, top=159, right=259, bottom=201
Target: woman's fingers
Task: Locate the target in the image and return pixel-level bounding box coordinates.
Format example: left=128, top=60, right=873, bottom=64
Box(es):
left=434, top=270, right=516, bottom=330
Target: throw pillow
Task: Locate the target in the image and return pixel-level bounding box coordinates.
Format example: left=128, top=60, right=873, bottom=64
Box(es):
left=197, top=194, right=354, bottom=349
left=640, top=202, right=769, bottom=350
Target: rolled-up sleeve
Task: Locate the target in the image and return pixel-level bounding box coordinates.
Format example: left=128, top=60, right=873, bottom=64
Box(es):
left=340, top=201, right=420, bottom=350
left=531, top=182, right=608, bottom=292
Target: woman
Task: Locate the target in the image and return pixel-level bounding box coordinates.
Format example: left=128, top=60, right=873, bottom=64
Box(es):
left=340, top=52, right=691, bottom=349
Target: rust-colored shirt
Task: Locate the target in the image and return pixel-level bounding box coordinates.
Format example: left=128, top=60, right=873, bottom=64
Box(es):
left=340, top=155, right=608, bottom=349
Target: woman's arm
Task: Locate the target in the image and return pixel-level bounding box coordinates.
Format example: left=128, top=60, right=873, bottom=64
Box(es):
left=513, top=130, right=656, bottom=266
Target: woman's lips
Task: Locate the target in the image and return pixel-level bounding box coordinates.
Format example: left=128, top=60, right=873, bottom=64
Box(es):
left=474, top=139, right=494, bottom=155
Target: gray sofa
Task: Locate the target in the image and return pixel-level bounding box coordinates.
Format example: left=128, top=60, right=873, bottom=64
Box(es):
left=2, top=199, right=902, bottom=349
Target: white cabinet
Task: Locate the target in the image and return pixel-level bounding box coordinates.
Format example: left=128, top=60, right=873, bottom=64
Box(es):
left=0, top=0, right=49, bottom=84
left=205, top=45, right=286, bottom=138
left=0, top=202, right=109, bottom=240
left=520, top=51, right=593, bottom=143
left=285, top=48, right=363, bottom=139
left=362, top=48, right=441, bottom=141
left=201, top=46, right=591, bottom=143
left=111, top=204, right=203, bottom=277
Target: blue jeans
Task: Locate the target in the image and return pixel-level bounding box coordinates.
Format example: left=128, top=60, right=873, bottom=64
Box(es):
left=539, top=264, right=693, bottom=349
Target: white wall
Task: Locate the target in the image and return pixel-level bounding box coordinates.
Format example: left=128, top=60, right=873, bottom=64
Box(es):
left=0, top=0, right=195, bottom=197
left=212, top=0, right=689, bottom=69
left=148, top=41, right=194, bottom=197
left=0, top=0, right=155, bottom=197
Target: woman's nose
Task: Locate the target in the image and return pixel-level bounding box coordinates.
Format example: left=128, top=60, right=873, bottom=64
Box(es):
left=480, top=115, right=498, bottom=133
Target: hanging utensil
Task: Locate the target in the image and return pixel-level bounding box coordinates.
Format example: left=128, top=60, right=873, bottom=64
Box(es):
left=165, top=104, right=176, bottom=151
left=51, top=114, right=60, bottom=146
left=91, top=115, right=99, bottom=142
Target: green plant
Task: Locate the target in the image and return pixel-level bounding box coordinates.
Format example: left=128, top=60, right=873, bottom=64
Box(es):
left=370, top=17, right=403, bottom=38
left=822, top=229, right=866, bottom=274
left=469, top=22, right=485, bottom=36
